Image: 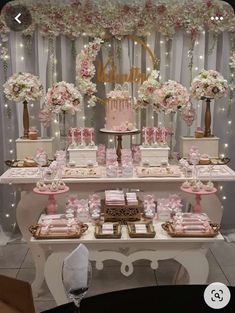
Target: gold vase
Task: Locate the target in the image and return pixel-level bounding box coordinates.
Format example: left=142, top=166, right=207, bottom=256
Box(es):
left=203, top=97, right=212, bottom=137
left=23, top=100, right=29, bottom=139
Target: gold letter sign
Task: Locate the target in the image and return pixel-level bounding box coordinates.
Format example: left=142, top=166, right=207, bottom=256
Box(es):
left=96, top=35, right=158, bottom=84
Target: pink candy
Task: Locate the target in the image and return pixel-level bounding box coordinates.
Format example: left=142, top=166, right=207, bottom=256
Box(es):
left=68, top=127, right=95, bottom=145
left=97, top=144, right=106, bottom=165
left=142, top=127, right=170, bottom=145
left=181, top=106, right=196, bottom=126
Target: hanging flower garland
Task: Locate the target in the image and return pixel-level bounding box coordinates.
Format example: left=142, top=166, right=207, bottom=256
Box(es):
left=76, top=38, right=103, bottom=107
left=0, top=15, right=9, bottom=42
left=230, top=52, right=235, bottom=69
left=0, top=14, right=11, bottom=118
left=181, top=105, right=197, bottom=127
left=227, top=39, right=235, bottom=117
left=0, top=0, right=234, bottom=40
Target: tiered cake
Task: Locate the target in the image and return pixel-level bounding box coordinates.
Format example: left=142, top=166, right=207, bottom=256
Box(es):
left=105, top=86, right=135, bottom=132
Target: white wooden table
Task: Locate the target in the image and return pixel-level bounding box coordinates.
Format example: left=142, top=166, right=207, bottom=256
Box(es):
left=30, top=221, right=224, bottom=305
left=0, top=164, right=235, bottom=303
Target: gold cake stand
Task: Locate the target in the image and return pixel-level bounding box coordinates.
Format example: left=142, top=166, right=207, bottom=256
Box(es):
left=100, top=128, right=140, bottom=164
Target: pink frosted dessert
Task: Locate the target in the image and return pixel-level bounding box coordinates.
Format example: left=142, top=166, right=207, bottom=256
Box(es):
left=105, top=89, right=134, bottom=131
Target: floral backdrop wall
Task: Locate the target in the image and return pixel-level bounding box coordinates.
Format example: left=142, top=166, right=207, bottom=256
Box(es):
left=0, top=0, right=235, bottom=230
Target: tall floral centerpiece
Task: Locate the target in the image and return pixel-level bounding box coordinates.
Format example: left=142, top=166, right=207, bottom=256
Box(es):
left=191, top=70, right=228, bottom=137
left=154, top=80, right=190, bottom=114
left=154, top=80, right=190, bottom=155
left=44, top=81, right=82, bottom=115
left=135, top=70, right=161, bottom=110
left=134, top=70, right=161, bottom=127
left=3, top=72, right=43, bottom=138
left=39, top=81, right=82, bottom=146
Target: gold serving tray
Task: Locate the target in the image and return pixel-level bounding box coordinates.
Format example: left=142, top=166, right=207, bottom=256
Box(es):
left=29, top=223, right=88, bottom=239
left=210, top=157, right=230, bottom=165
left=127, top=221, right=156, bottom=238
left=5, top=159, right=52, bottom=168
left=187, top=157, right=230, bottom=166
left=94, top=222, right=122, bottom=239
left=161, top=221, right=220, bottom=238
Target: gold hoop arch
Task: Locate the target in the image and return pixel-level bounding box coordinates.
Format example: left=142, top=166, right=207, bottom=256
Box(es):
left=95, top=35, right=159, bottom=105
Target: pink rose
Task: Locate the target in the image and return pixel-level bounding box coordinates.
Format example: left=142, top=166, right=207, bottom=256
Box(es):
left=206, top=0, right=212, bottom=8
left=157, top=4, right=167, bottom=14
left=80, top=68, right=90, bottom=77
left=73, top=100, right=79, bottom=107
left=147, top=86, right=155, bottom=94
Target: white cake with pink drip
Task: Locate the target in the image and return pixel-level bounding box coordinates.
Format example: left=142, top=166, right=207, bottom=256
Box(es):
left=105, top=84, right=135, bottom=132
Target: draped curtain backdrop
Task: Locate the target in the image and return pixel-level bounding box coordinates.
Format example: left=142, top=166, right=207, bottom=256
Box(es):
left=0, top=0, right=235, bottom=231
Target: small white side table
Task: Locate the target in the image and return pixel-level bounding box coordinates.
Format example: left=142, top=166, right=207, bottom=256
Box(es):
left=180, top=136, right=219, bottom=158
left=16, top=137, right=56, bottom=159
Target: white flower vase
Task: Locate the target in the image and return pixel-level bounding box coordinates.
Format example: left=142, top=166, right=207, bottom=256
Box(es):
left=58, top=112, right=77, bottom=150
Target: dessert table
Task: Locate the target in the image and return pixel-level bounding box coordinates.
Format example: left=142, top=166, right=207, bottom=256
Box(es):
left=31, top=221, right=223, bottom=305
left=1, top=164, right=235, bottom=303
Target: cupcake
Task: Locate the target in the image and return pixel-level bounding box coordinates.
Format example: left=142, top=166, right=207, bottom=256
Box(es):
left=182, top=181, right=190, bottom=189
left=49, top=181, right=58, bottom=192
left=36, top=181, right=47, bottom=192
left=195, top=127, right=204, bottom=138
left=23, top=157, right=37, bottom=167
left=192, top=184, right=200, bottom=192
left=58, top=180, right=66, bottom=190
left=205, top=181, right=214, bottom=192
left=199, top=154, right=210, bottom=165
left=28, top=127, right=38, bottom=140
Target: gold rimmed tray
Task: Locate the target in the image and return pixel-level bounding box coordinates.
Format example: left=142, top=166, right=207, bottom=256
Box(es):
left=5, top=159, right=52, bottom=168
left=210, top=157, right=230, bottom=165
left=94, top=222, right=122, bottom=239
left=127, top=221, right=156, bottom=238
left=29, top=223, right=88, bottom=239
left=187, top=157, right=230, bottom=166
left=161, top=221, right=220, bottom=238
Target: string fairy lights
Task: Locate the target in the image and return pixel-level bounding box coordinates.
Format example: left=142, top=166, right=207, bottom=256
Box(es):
left=217, top=34, right=235, bottom=202
left=0, top=35, right=20, bottom=225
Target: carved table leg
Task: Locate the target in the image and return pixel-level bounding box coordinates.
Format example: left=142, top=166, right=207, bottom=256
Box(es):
left=16, top=191, right=47, bottom=296
left=174, top=250, right=209, bottom=284
left=44, top=251, right=69, bottom=305
left=30, top=243, right=47, bottom=297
